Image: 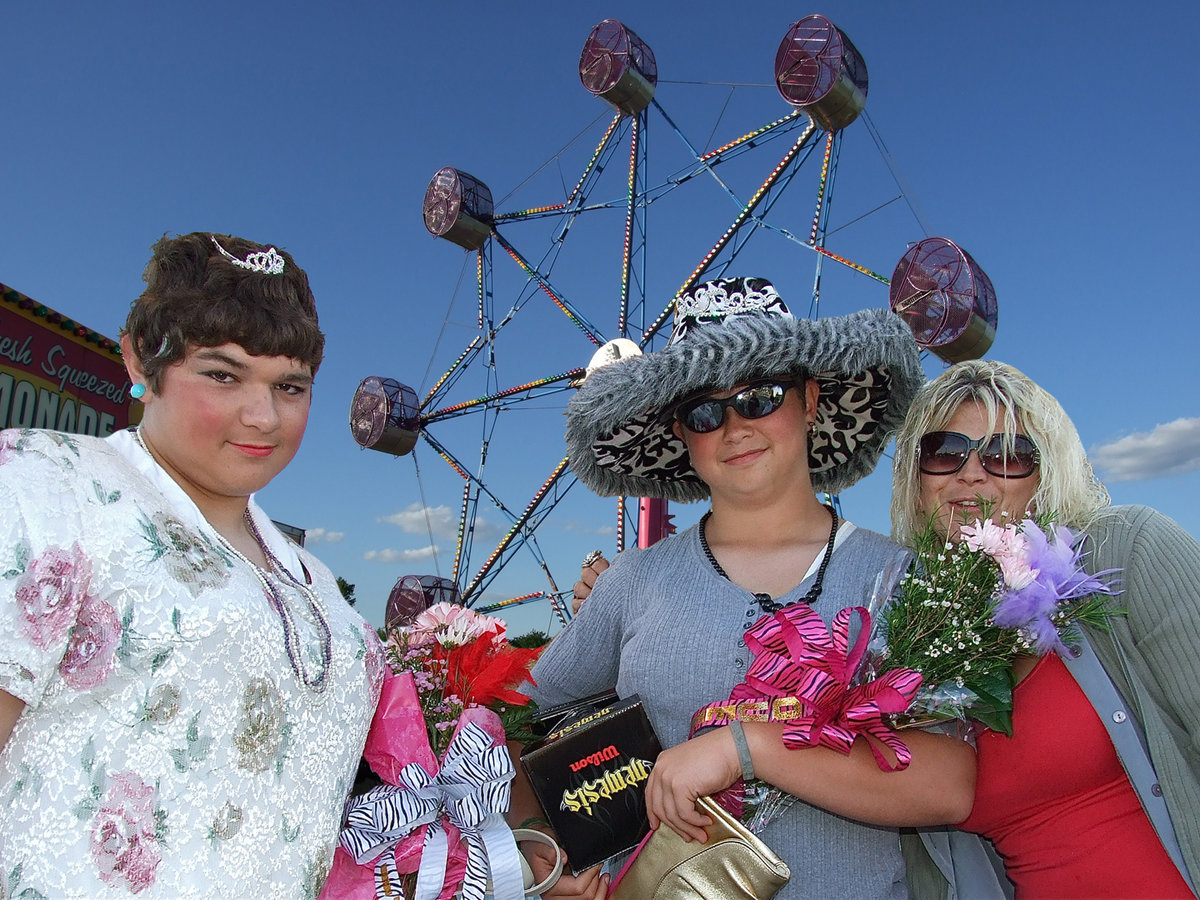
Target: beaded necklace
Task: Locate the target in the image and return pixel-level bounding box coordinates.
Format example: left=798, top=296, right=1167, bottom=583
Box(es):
left=238, top=510, right=333, bottom=693
left=133, top=429, right=332, bottom=693
left=698, top=503, right=839, bottom=614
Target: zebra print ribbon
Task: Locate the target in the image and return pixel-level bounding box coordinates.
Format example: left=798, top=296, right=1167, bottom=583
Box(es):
left=340, top=721, right=524, bottom=900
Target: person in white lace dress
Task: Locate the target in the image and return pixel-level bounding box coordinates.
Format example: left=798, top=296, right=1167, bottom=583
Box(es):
left=0, top=233, right=384, bottom=899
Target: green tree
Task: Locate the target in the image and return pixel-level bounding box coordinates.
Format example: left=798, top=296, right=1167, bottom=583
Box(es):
left=336, top=577, right=357, bottom=607
left=510, top=629, right=551, bottom=648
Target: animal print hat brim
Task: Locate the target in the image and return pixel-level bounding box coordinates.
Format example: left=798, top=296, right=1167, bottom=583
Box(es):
left=565, top=277, right=924, bottom=502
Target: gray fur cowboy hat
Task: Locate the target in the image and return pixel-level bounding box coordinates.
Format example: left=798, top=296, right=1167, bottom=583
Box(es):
left=565, top=276, right=924, bottom=502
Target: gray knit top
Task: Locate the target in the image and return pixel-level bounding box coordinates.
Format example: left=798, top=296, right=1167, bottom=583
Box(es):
left=529, top=522, right=910, bottom=900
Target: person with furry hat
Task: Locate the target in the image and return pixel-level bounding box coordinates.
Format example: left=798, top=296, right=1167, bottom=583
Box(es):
left=514, top=277, right=977, bottom=899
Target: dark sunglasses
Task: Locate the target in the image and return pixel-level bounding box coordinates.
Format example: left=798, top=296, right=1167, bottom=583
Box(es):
left=918, top=431, right=1040, bottom=479
left=674, top=381, right=795, bottom=434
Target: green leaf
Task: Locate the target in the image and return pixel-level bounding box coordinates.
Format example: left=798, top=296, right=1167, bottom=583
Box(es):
left=79, top=739, right=95, bottom=774
left=968, top=703, right=1013, bottom=737
left=190, top=735, right=213, bottom=763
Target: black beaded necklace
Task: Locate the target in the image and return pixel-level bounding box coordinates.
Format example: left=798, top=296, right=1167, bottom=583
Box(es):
left=698, top=504, right=839, bottom=614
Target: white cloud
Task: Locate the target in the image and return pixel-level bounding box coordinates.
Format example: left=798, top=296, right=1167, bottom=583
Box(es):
left=363, top=546, right=440, bottom=564
left=304, top=528, right=344, bottom=543
left=378, top=502, right=500, bottom=541
left=378, top=504, right=459, bottom=540
left=560, top=519, right=617, bottom=536
left=1091, top=417, right=1200, bottom=482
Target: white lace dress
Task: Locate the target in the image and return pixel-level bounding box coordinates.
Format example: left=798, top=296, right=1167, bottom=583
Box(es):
left=0, top=428, right=384, bottom=899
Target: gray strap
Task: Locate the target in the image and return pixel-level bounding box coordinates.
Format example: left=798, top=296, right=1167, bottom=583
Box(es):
left=729, top=719, right=755, bottom=781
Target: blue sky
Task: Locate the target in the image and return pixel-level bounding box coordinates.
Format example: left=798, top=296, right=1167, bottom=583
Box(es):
left=3, top=1, right=1197, bottom=637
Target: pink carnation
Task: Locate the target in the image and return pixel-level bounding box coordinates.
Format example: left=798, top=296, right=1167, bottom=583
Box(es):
left=409, top=603, right=503, bottom=649
left=90, top=771, right=161, bottom=894
left=961, top=519, right=1038, bottom=589
left=959, top=519, right=1009, bottom=555
left=997, top=553, right=1038, bottom=591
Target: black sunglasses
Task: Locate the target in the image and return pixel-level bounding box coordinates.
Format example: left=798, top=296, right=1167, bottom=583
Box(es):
left=918, top=431, right=1040, bottom=479
left=674, top=381, right=795, bottom=434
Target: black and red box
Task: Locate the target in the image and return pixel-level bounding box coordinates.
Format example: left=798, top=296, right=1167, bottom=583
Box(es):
left=521, top=692, right=661, bottom=873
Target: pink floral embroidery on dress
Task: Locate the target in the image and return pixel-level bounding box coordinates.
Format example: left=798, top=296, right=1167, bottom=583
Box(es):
left=59, top=595, right=121, bottom=689
left=89, top=771, right=162, bottom=894
left=16, top=543, right=93, bottom=649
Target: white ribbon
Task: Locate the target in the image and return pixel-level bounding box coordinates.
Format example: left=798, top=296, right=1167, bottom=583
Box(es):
left=339, top=722, right=524, bottom=900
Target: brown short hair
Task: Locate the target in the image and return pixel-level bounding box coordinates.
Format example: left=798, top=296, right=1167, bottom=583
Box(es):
left=122, top=232, right=325, bottom=390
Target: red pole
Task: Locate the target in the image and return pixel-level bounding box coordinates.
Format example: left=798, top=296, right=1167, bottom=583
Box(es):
left=637, top=497, right=675, bottom=548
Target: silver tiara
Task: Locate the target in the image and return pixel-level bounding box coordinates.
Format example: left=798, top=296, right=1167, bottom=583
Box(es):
left=210, top=235, right=285, bottom=275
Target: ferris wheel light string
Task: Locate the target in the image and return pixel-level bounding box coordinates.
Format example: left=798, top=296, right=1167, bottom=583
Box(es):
left=477, top=592, right=545, bottom=613
left=434, top=449, right=470, bottom=481
left=620, top=117, right=639, bottom=334
left=424, top=370, right=582, bottom=419
left=698, top=109, right=804, bottom=162
left=811, top=245, right=890, bottom=283
left=451, top=483, right=471, bottom=582
left=567, top=113, right=622, bottom=206
left=465, top=458, right=569, bottom=598
left=495, top=203, right=567, bottom=220
left=640, top=122, right=817, bottom=345
left=497, top=239, right=601, bottom=346
left=476, top=252, right=484, bottom=329
left=810, top=132, right=835, bottom=244
left=617, top=495, right=626, bottom=553
left=423, top=336, right=482, bottom=408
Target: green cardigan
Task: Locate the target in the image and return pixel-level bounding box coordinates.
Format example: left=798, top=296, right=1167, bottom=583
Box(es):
left=905, top=505, right=1200, bottom=898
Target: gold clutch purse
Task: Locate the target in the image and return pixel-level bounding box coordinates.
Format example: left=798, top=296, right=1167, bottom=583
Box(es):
left=608, top=795, right=791, bottom=899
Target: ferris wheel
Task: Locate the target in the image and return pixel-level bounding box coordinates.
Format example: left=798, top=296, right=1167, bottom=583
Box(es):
left=349, top=15, right=997, bottom=626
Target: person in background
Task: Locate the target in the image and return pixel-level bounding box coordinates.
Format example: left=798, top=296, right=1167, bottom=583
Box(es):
left=894, top=359, right=1197, bottom=899
left=513, top=277, right=978, bottom=900
left=0, top=232, right=384, bottom=898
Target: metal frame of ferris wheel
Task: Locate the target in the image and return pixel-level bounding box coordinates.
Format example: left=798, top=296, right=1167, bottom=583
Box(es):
left=357, top=15, right=996, bottom=624
left=416, top=114, right=861, bottom=617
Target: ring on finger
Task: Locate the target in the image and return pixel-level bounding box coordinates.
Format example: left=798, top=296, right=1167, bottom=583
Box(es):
left=581, top=549, right=603, bottom=569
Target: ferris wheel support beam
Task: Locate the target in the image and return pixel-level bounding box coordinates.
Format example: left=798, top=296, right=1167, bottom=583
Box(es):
left=808, top=131, right=842, bottom=315
left=418, top=428, right=581, bottom=606
left=639, top=118, right=820, bottom=346
left=619, top=111, right=644, bottom=337
left=460, top=456, right=573, bottom=604
left=491, top=231, right=606, bottom=346
left=421, top=374, right=582, bottom=423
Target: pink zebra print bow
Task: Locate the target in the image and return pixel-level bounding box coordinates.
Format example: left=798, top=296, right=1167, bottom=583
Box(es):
left=693, top=605, right=923, bottom=771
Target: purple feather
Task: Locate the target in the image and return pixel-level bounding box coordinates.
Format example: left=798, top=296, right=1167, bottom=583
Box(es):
left=991, top=522, right=1117, bottom=655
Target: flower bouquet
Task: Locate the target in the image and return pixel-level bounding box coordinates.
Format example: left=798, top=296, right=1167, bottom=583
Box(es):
left=861, top=511, right=1120, bottom=736
left=321, top=603, right=543, bottom=900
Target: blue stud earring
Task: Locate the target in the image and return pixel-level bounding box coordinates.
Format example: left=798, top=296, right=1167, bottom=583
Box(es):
left=130, top=383, right=147, bottom=400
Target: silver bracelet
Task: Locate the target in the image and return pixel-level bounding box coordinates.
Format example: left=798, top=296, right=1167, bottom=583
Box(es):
left=728, top=719, right=755, bottom=781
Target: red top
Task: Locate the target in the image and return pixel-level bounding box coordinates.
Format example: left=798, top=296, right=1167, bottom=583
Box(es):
left=959, top=652, right=1192, bottom=898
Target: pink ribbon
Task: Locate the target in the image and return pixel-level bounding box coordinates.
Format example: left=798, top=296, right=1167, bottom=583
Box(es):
left=697, top=606, right=923, bottom=772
